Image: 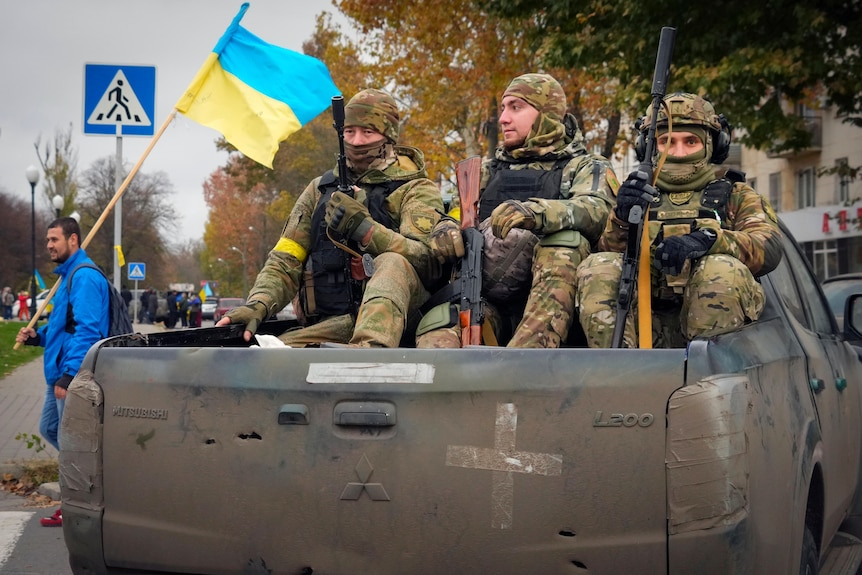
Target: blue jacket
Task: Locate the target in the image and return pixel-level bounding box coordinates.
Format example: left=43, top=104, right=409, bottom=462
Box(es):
left=36, top=248, right=109, bottom=387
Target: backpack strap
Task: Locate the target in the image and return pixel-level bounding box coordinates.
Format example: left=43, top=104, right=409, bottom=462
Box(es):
left=65, top=263, right=107, bottom=334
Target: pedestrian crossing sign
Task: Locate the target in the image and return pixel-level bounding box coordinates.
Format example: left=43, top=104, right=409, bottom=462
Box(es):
left=127, top=262, right=146, bottom=281
left=84, top=64, right=156, bottom=136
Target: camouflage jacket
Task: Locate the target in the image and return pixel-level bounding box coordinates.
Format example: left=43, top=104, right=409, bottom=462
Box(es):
left=478, top=140, right=616, bottom=247
left=599, top=180, right=783, bottom=277
left=246, top=145, right=442, bottom=313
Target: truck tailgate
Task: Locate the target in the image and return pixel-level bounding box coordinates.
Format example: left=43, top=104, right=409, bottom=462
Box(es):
left=91, top=346, right=685, bottom=574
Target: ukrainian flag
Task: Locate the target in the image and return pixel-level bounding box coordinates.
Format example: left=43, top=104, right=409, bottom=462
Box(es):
left=176, top=3, right=339, bottom=168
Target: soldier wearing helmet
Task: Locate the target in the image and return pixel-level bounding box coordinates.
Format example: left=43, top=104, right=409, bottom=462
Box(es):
left=576, top=92, right=783, bottom=348
left=417, top=73, right=616, bottom=348
left=218, top=88, right=443, bottom=347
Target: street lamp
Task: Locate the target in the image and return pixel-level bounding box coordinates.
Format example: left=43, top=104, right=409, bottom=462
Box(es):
left=231, top=245, right=248, bottom=297
left=25, top=166, right=40, bottom=320
left=69, top=210, right=80, bottom=223
left=52, top=194, right=64, bottom=218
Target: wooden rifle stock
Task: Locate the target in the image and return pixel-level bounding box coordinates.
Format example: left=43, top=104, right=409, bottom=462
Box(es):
left=455, top=156, right=483, bottom=346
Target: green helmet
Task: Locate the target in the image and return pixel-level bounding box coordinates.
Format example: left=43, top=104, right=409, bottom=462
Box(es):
left=641, top=92, right=722, bottom=133
left=502, top=73, right=567, bottom=122
left=345, top=89, right=400, bottom=143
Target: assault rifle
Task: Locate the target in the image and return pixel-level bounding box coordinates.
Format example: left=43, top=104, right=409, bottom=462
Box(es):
left=330, top=95, right=375, bottom=278
left=456, top=156, right=484, bottom=346
left=611, top=26, right=676, bottom=348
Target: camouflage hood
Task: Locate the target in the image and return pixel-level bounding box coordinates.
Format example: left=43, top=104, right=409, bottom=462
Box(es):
left=335, top=144, right=429, bottom=185
left=496, top=113, right=587, bottom=163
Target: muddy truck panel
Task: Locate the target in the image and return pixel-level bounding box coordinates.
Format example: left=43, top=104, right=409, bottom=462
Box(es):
left=65, top=346, right=685, bottom=574
left=60, top=224, right=862, bottom=575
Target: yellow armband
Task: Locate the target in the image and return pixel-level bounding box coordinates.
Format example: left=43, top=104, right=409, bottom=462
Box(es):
left=273, top=238, right=308, bottom=262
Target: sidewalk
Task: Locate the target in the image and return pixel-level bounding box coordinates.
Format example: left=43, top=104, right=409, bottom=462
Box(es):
left=0, top=322, right=165, bottom=471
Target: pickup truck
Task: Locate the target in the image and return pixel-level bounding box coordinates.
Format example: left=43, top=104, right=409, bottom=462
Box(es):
left=60, top=222, right=862, bottom=575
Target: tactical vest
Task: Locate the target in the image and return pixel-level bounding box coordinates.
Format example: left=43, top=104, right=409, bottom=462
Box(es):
left=647, top=173, right=740, bottom=304
left=478, top=158, right=569, bottom=221
left=301, top=171, right=405, bottom=320
left=648, top=176, right=736, bottom=235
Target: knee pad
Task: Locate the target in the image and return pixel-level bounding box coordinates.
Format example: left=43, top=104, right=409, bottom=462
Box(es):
left=416, top=302, right=459, bottom=337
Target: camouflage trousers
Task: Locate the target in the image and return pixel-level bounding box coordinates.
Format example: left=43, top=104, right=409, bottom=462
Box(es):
left=416, top=243, right=587, bottom=348
left=279, top=252, right=428, bottom=348
left=576, top=252, right=765, bottom=348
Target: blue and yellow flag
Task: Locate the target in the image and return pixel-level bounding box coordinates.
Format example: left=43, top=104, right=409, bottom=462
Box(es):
left=176, top=3, right=340, bottom=168
left=34, top=269, right=45, bottom=290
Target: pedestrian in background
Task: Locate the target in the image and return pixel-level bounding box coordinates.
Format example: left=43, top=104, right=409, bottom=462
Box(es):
left=15, top=217, right=110, bottom=528
left=189, top=293, right=202, bottom=327
left=1, top=286, right=14, bottom=320
left=17, top=290, right=30, bottom=320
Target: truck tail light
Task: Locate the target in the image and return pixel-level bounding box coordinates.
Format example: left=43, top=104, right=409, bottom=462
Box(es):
left=59, top=369, right=104, bottom=508
left=666, top=375, right=750, bottom=534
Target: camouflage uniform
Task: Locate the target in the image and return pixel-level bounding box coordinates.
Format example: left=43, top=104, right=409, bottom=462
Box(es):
left=230, top=89, right=442, bottom=347
left=576, top=93, right=783, bottom=348
left=417, top=73, right=615, bottom=348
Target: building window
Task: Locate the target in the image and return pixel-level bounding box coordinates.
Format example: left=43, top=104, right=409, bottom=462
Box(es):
left=835, top=157, right=850, bottom=204
left=803, top=240, right=838, bottom=280
left=769, top=172, right=782, bottom=212
left=747, top=177, right=757, bottom=191
left=796, top=167, right=816, bottom=209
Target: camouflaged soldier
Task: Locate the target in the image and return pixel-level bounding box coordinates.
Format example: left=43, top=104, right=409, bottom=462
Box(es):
left=217, top=89, right=442, bottom=347
left=417, top=73, right=616, bottom=348
left=576, top=92, right=783, bottom=348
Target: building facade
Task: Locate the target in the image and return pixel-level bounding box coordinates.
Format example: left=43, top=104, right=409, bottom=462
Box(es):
left=740, top=107, right=862, bottom=280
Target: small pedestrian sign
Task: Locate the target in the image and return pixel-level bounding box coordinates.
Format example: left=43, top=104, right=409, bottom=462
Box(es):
left=84, top=64, right=156, bottom=136
left=127, top=263, right=146, bottom=281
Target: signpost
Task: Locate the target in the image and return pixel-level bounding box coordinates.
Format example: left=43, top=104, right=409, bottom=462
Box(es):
left=84, top=64, right=156, bottom=291
left=127, top=262, right=146, bottom=322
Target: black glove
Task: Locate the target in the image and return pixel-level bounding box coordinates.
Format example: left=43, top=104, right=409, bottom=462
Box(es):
left=654, top=228, right=718, bottom=276
left=615, top=169, right=659, bottom=223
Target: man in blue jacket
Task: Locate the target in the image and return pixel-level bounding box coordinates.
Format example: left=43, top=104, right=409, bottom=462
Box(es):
left=15, top=217, right=109, bottom=527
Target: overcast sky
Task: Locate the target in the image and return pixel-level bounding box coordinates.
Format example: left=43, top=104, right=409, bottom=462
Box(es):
left=0, top=0, right=346, bottom=244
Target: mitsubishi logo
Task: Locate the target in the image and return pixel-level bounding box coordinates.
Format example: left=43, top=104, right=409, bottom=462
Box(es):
left=340, top=454, right=390, bottom=501
left=446, top=402, right=563, bottom=529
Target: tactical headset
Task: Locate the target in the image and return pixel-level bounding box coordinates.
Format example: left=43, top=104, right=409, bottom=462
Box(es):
left=634, top=109, right=732, bottom=164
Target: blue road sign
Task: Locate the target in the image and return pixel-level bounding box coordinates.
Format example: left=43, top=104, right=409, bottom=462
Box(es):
left=84, top=64, right=156, bottom=136
left=127, top=262, right=146, bottom=281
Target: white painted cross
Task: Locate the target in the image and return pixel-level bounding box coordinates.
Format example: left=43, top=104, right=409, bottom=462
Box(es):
left=445, top=402, right=563, bottom=529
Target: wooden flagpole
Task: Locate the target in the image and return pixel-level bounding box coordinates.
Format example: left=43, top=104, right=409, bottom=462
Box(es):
left=13, top=110, right=177, bottom=350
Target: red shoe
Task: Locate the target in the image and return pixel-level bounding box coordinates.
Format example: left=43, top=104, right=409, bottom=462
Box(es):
left=40, top=508, right=62, bottom=527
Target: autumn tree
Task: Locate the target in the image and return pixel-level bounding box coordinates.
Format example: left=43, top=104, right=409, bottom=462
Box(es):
left=77, top=157, right=177, bottom=287
left=161, top=239, right=207, bottom=289
left=0, top=189, right=53, bottom=293
left=34, top=124, right=80, bottom=218
left=200, top=10, right=379, bottom=286
left=482, top=0, right=862, bottom=154
left=333, top=0, right=622, bottom=170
